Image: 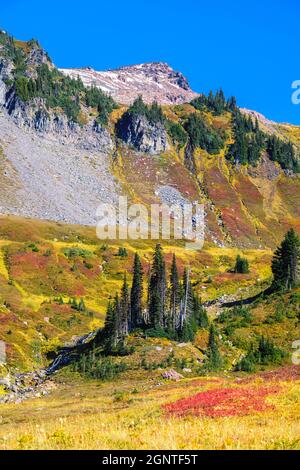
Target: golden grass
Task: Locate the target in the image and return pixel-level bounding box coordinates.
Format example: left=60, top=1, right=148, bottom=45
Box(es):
left=0, top=370, right=299, bottom=450
left=0, top=245, right=9, bottom=280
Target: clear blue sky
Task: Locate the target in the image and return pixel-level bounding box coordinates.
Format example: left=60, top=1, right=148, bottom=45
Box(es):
left=2, top=0, right=300, bottom=123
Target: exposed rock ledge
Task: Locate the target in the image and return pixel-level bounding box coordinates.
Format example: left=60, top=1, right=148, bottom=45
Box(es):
left=116, top=112, right=168, bottom=154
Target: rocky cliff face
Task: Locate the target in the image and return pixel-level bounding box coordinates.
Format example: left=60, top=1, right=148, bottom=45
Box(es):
left=3, top=89, right=113, bottom=153
left=116, top=112, right=168, bottom=154
left=60, top=62, right=198, bottom=105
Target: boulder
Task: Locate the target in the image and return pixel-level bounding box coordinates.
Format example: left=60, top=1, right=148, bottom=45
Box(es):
left=162, top=369, right=183, bottom=381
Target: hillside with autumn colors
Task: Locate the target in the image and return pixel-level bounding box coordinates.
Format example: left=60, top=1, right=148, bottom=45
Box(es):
left=0, top=29, right=299, bottom=249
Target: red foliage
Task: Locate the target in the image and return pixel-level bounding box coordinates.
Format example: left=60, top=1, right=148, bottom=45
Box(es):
left=240, top=365, right=300, bottom=384
left=12, top=252, right=50, bottom=270
left=214, top=272, right=251, bottom=283
left=163, top=385, right=280, bottom=418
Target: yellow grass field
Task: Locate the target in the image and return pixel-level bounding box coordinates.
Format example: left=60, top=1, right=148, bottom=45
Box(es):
left=0, top=366, right=300, bottom=450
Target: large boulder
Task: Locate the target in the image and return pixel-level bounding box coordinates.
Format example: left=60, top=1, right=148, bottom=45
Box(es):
left=162, top=369, right=183, bottom=381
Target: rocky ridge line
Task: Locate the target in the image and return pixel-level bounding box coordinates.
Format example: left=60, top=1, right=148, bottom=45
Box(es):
left=60, top=62, right=198, bottom=105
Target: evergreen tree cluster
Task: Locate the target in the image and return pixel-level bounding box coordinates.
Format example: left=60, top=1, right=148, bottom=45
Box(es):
left=226, top=108, right=299, bottom=172
left=14, top=63, right=116, bottom=124
left=226, top=109, right=265, bottom=166
left=184, top=113, right=226, bottom=154
left=54, top=296, right=93, bottom=317
left=0, top=30, right=27, bottom=68
left=191, top=88, right=237, bottom=115
left=71, top=350, right=127, bottom=380
left=190, top=84, right=299, bottom=172
left=0, top=31, right=117, bottom=125
left=236, top=336, right=286, bottom=371
left=267, top=135, right=299, bottom=172
left=126, top=96, right=164, bottom=124
left=271, top=228, right=300, bottom=291
left=103, top=245, right=209, bottom=352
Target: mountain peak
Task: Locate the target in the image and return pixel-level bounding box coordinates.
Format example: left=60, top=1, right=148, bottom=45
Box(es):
left=59, top=61, right=198, bottom=105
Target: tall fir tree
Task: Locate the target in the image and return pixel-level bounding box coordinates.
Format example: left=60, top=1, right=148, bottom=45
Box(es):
left=103, top=297, right=118, bottom=351
left=194, top=296, right=209, bottom=329
left=180, top=268, right=194, bottom=329
left=120, top=274, right=130, bottom=338
left=205, top=324, right=222, bottom=371
left=169, top=254, right=180, bottom=332
left=271, top=229, right=300, bottom=291
left=149, top=244, right=166, bottom=328
left=179, top=267, right=199, bottom=341
left=130, top=253, right=144, bottom=328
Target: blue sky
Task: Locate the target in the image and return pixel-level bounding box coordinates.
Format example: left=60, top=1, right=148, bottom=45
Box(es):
left=2, top=0, right=300, bottom=123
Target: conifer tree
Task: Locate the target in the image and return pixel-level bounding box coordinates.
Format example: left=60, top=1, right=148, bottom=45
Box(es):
left=78, top=298, right=86, bottom=312
left=169, top=254, right=180, bottom=332
left=120, top=274, right=130, bottom=337
left=180, top=268, right=194, bottom=326
left=227, top=95, right=237, bottom=111
left=205, top=324, right=222, bottom=371
left=103, top=299, right=118, bottom=351
left=130, top=253, right=144, bottom=328
left=149, top=244, right=166, bottom=328
left=178, top=268, right=198, bottom=340
left=271, top=229, right=300, bottom=291
left=194, top=296, right=209, bottom=328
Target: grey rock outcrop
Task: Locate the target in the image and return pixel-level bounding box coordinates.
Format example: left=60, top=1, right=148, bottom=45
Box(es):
left=116, top=112, right=168, bottom=154
left=2, top=88, right=113, bottom=153
left=162, top=369, right=183, bottom=381
left=0, top=58, right=13, bottom=106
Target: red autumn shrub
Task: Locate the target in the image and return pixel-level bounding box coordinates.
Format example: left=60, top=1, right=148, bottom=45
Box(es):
left=163, top=385, right=280, bottom=418
left=242, top=365, right=300, bottom=384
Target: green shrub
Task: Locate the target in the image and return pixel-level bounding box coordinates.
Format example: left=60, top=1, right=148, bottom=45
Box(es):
left=234, top=255, right=249, bottom=274
left=144, top=326, right=169, bottom=338
left=117, top=247, right=128, bottom=258
left=63, top=247, right=93, bottom=258
left=28, top=243, right=39, bottom=252
left=72, top=354, right=127, bottom=380
left=235, top=353, right=256, bottom=372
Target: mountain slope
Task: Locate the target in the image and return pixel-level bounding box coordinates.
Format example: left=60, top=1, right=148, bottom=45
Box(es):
left=0, top=29, right=299, bottom=249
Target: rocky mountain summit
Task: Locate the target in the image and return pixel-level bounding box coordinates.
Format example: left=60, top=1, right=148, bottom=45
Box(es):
left=60, top=62, right=198, bottom=105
